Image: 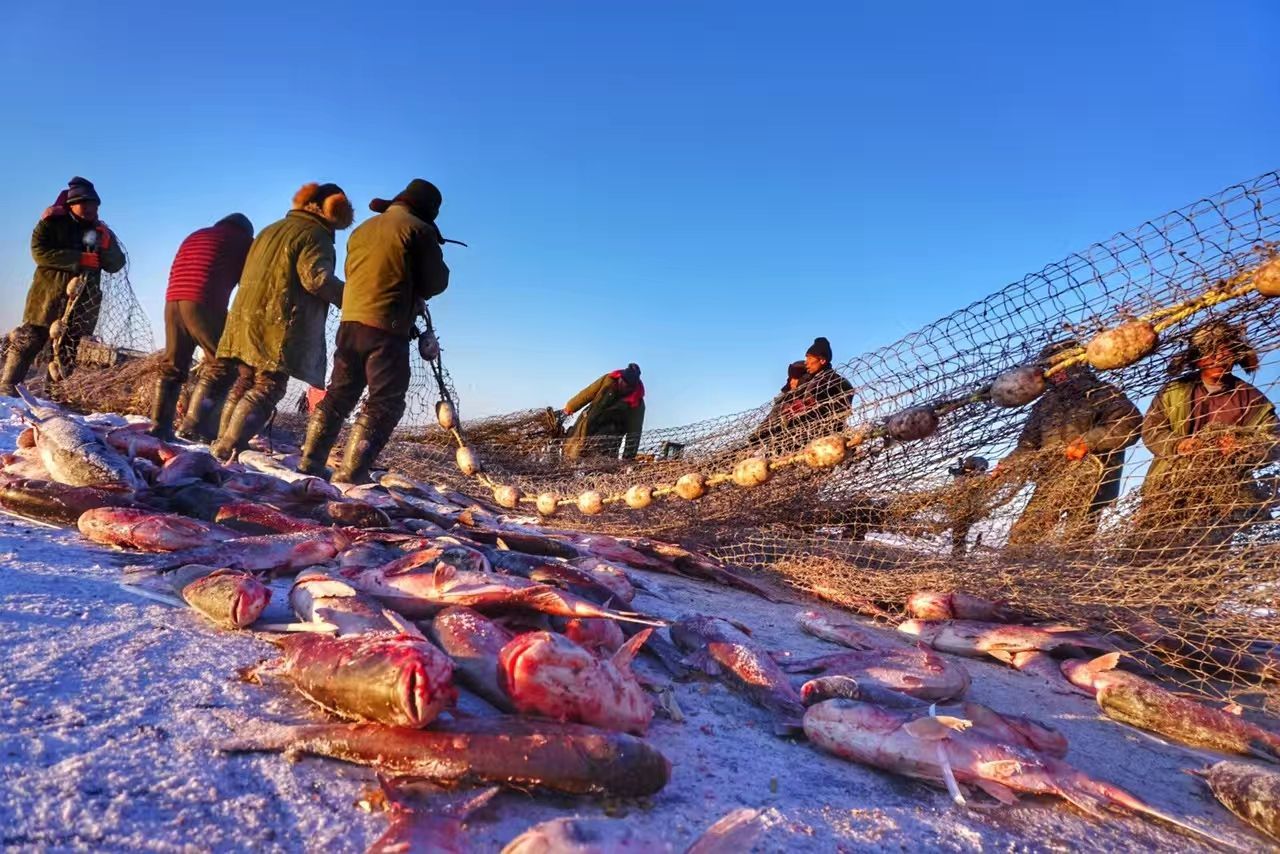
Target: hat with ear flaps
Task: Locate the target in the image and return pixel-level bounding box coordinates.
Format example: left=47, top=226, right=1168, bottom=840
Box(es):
left=292, top=182, right=354, bottom=230
left=1169, top=318, right=1259, bottom=376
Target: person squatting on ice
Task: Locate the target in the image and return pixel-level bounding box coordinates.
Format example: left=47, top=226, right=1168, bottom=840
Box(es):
left=297, top=179, right=451, bottom=484
left=1, top=177, right=126, bottom=396
left=563, top=363, right=647, bottom=460
left=147, top=213, right=254, bottom=440
left=179, top=183, right=352, bottom=460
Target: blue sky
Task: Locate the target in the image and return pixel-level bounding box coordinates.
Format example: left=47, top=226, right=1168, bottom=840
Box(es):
left=1, top=1, right=1277, bottom=428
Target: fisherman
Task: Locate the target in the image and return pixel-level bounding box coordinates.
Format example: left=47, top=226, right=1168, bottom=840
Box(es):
left=147, top=214, right=254, bottom=439
left=0, top=177, right=127, bottom=395
left=748, top=338, right=854, bottom=453
left=1134, top=320, right=1278, bottom=549
left=745, top=361, right=809, bottom=447
left=297, top=179, right=450, bottom=483
left=947, top=455, right=989, bottom=557
left=562, top=364, right=646, bottom=460
left=184, top=183, right=352, bottom=461
left=999, top=341, right=1141, bottom=546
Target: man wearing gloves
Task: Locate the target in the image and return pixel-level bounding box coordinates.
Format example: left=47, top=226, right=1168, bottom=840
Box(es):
left=297, top=179, right=450, bottom=483
left=1, top=177, right=127, bottom=394
left=562, top=363, right=647, bottom=461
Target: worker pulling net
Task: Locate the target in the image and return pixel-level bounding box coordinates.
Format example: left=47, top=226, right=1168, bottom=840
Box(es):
left=388, top=170, right=1280, bottom=707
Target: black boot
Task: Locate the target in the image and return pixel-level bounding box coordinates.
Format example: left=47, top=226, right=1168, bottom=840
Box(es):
left=333, top=415, right=391, bottom=485
left=178, top=372, right=231, bottom=443
left=0, top=335, right=38, bottom=398
left=297, top=407, right=345, bottom=479
left=210, top=391, right=276, bottom=463
left=147, top=377, right=183, bottom=440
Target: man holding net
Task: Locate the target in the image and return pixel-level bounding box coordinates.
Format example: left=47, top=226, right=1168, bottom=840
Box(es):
left=0, top=177, right=126, bottom=396
left=999, top=341, right=1141, bottom=546
left=296, top=179, right=450, bottom=484
left=1133, top=320, right=1278, bottom=552
left=746, top=337, right=854, bottom=454
left=562, top=364, right=646, bottom=461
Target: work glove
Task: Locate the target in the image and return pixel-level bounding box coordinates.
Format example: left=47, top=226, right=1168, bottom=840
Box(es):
left=78, top=252, right=100, bottom=270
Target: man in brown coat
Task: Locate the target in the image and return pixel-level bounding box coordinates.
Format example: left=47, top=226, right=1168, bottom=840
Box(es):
left=1000, top=342, right=1141, bottom=545
left=297, top=179, right=450, bottom=483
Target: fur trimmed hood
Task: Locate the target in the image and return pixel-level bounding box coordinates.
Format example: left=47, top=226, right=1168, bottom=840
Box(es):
left=291, top=182, right=354, bottom=230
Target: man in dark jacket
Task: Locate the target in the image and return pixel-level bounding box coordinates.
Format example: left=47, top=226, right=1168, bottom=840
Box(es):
left=297, top=179, right=450, bottom=483
left=147, top=214, right=254, bottom=439
left=0, top=177, right=126, bottom=395
left=749, top=337, right=853, bottom=453
left=563, top=364, right=646, bottom=460
left=1000, top=342, right=1141, bottom=546
left=185, top=182, right=351, bottom=461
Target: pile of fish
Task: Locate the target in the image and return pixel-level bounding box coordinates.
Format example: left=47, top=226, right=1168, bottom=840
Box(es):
left=5, top=388, right=1280, bottom=848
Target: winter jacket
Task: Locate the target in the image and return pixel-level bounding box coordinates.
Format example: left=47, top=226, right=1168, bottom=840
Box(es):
left=790, top=365, right=854, bottom=431
left=1142, top=372, right=1278, bottom=485
left=216, top=210, right=344, bottom=387
left=340, top=202, right=449, bottom=336
left=23, top=213, right=126, bottom=326
left=564, top=372, right=646, bottom=460
left=1005, top=372, right=1141, bottom=507
left=165, top=222, right=253, bottom=308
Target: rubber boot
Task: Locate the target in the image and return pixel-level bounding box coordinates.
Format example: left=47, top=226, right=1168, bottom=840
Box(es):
left=297, top=406, right=345, bottom=479
left=0, top=339, right=37, bottom=398
left=178, top=372, right=230, bottom=443
left=333, top=415, right=389, bottom=485
left=147, top=377, right=183, bottom=440
left=210, top=392, right=275, bottom=463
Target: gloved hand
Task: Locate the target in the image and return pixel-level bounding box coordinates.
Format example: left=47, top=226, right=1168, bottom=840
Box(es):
left=78, top=252, right=100, bottom=270
left=418, top=327, right=440, bottom=362
left=1063, top=437, right=1089, bottom=461
left=95, top=224, right=112, bottom=249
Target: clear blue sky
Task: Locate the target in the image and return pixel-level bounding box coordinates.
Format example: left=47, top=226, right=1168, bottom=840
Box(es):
left=1, top=1, right=1276, bottom=429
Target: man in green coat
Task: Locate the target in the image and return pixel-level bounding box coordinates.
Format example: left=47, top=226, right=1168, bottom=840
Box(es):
left=1132, top=320, right=1278, bottom=551
left=562, top=364, right=646, bottom=460
left=297, top=179, right=451, bottom=483
left=0, top=177, right=126, bottom=395
left=177, top=182, right=353, bottom=460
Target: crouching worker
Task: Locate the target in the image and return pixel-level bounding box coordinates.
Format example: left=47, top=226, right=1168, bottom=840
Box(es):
left=0, top=177, right=126, bottom=395
left=147, top=214, right=254, bottom=439
left=181, top=183, right=352, bottom=460
left=563, top=364, right=646, bottom=460
left=297, top=179, right=450, bottom=483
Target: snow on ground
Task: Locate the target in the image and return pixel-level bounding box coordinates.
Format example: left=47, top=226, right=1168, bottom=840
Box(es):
left=0, top=411, right=1270, bottom=851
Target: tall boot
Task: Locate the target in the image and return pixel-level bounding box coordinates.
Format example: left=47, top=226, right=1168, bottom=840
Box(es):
left=0, top=331, right=41, bottom=397
left=210, top=391, right=276, bottom=463
left=178, top=371, right=231, bottom=443
left=297, top=406, right=345, bottom=479
left=333, top=414, right=391, bottom=485
left=147, top=377, right=183, bottom=440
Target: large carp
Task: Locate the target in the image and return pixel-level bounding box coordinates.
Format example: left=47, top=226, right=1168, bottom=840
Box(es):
left=796, top=610, right=901, bottom=650
left=670, top=614, right=804, bottom=733
left=898, top=618, right=1112, bottom=659
left=1195, top=760, right=1280, bottom=842
left=429, top=606, right=516, bottom=711
left=168, top=564, right=272, bottom=629
left=502, top=807, right=772, bottom=854
left=905, top=591, right=1025, bottom=623
left=289, top=570, right=397, bottom=635
left=78, top=506, right=238, bottom=552
left=499, top=629, right=654, bottom=734
left=0, top=473, right=140, bottom=525
left=15, top=387, right=140, bottom=489
left=804, top=699, right=1233, bottom=847
left=133, top=529, right=351, bottom=574
left=264, top=632, right=456, bottom=728
left=784, top=646, right=970, bottom=702
left=222, top=716, right=671, bottom=796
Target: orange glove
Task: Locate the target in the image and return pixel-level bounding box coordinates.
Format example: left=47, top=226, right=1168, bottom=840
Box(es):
left=1176, top=437, right=1200, bottom=455
left=1217, top=433, right=1236, bottom=456
left=1064, top=438, right=1089, bottom=461
left=95, top=224, right=112, bottom=250
left=78, top=252, right=100, bottom=270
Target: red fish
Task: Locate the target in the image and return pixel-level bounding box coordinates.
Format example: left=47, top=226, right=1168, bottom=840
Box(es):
left=215, top=501, right=324, bottom=535
left=169, top=564, right=272, bottom=628
left=559, top=617, right=625, bottom=655
left=500, top=629, right=654, bottom=734
left=78, top=506, right=238, bottom=552
left=289, top=570, right=397, bottom=635
left=0, top=473, right=140, bottom=526
left=136, top=529, right=351, bottom=574
left=784, top=646, right=970, bottom=702
left=429, top=606, right=516, bottom=712
left=905, top=591, right=1025, bottom=623
left=898, top=618, right=1112, bottom=659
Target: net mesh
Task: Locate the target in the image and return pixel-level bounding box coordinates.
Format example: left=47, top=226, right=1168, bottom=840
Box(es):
left=43, top=171, right=1280, bottom=707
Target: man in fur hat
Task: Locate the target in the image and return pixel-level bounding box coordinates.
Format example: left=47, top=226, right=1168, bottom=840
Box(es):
left=1000, top=340, right=1142, bottom=546
left=296, top=179, right=451, bottom=483
left=0, top=177, right=126, bottom=395
left=562, top=363, right=646, bottom=460
left=1135, top=319, right=1277, bottom=548
left=179, top=182, right=353, bottom=460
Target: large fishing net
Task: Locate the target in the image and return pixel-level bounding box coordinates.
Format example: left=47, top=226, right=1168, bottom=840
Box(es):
left=42, top=171, right=1280, bottom=708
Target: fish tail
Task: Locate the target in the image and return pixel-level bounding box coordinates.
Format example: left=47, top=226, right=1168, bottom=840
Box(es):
left=1070, top=772, right=1245, bottom=850
left=686, top=807, right=775, bottom=854
left=216, top=714, right=302, bottom=754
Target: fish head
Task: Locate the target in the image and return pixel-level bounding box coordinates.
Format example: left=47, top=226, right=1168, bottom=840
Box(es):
left=906, top=591, right=954, bottom=621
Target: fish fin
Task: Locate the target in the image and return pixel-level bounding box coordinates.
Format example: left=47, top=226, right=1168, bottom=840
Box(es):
left=1086, top=651, right=1122, bottom=675
left=985, top=650, right=1015, bottom=664
left=974, top=779, right=1019, bottom=805
left=903, top=716, right=969, bottom=740
left=496, top=537, right=510, bottom=551
left=726, top=617, right=754, bottom=636
left=685, top=807, right=775, bottom=854
left=612, top=627, right=652, bottom=670
left=382, top=610, right=427, bottom=640
left=216, top=714, right=298, bottom=753
left=432, top=561, right=456, bottom=588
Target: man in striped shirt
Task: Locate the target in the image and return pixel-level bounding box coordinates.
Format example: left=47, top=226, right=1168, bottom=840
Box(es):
left=148, top=213, right=253, bottom=439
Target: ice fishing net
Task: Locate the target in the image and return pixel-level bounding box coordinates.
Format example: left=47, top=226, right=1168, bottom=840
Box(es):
left=387, top=170, right=1280, bottom=708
